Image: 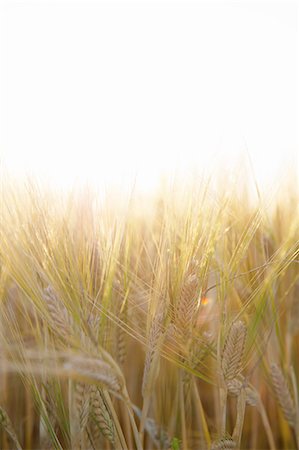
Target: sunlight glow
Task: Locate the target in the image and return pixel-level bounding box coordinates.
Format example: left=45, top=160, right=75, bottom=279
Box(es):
left=0, top=1, right=298, bottom=193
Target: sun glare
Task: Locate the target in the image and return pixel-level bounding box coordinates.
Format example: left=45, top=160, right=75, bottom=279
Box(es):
left=0, top=1, right=298, bottom=193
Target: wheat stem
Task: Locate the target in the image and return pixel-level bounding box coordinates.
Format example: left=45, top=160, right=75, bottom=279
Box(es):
left=232, top=388, right=246, bottom=448
left=0, top=406, right=22, bottom=450
left=220, top=385, right=228, bottom=436
left=179, top=371, right=188, bottom=450
left=192, top=377, right=211, bottom=448
left=257, top=397, right=276, bottom=450
left=127, top=404, right=144, bottom=450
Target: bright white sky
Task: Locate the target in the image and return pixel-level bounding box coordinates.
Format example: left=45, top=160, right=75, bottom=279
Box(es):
left=0, top=0, right=298, bottom=193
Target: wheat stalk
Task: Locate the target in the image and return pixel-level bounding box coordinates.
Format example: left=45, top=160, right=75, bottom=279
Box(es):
left=232, top=386, right=246, bottom=448
left=289, top=283, right=299, bottom=335
left=133, top=404, right=171, bottom=449
left=0, top=405, right=22, bottom=450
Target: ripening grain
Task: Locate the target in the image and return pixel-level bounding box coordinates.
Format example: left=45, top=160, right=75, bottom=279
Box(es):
left=0, top=177, right=298, bottom=450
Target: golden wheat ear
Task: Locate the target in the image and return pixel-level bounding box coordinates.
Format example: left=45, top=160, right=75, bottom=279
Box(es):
left=89, top=386, right=116, bottom=445
left=211, top=436, right=236, bottom=449
left=221, top=320, right=247, bottom=382
left=74, top=381, right=91, bottom=443
left=42, top=285, right=73, bottom=341
left=270, top=363, right=296, bottom=428
left=142, top=310, right=165, bottom=398
left=63, top=354, right=123, bottom=395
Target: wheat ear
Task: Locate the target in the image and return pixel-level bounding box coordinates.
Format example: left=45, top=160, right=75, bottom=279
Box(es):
left=211, top=436, right=236, bottom=449
left=221, top=320, right=247, bottom=381
left=74, top=381, right=91, bottom=448
left=220, top=320, right=246, bottom=435
left=63, top=354, right=123, bottom=395
left=176, top=269, right=200, bottom=342
left=271, top=363, right=296, bottom=428
left=42, top=285, right=72, bottom=340
left=39, top=380, right=59, bottom=450
left=89, top=386, right=116, bottom=444
left=140, top=310, right=165, bottom=443
left=142, top=310, right=165, bottom=397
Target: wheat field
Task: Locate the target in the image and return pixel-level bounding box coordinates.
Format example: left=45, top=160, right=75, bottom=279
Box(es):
left=0, top=175, right=298, bottom=450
